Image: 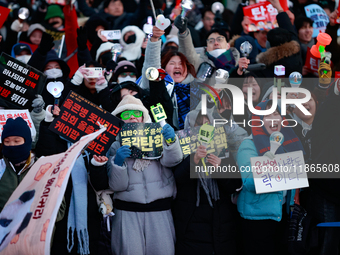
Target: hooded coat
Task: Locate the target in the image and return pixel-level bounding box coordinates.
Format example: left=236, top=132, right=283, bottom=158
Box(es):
left=255, top=12, right=303, bottom=78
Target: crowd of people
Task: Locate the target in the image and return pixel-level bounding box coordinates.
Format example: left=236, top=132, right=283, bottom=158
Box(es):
left=0, top=0, right=339, bottom=254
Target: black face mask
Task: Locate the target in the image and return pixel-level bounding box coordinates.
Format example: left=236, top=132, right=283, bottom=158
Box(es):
left=125, top=34, right=136, bottom=44
left=220, top=109, right=231, bottom=120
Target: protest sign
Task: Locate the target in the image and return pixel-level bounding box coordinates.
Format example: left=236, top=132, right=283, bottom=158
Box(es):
left=0, top=128, right=105, bottom=255
left=305, top=4, right=329, bottom=37
left=176, top=125, right=229, bottom=158
left=0, top=6, right=10, bottom=28
left=243, top=2, right=278, bottom=32
left=256, top=0, right=288, bottom=11
left=119, top=123, right=163, bottom=159
left=304, top=47, right=320, bottom=76
left=251, top=150, right=309, bottom=194
left=0, top=110, right=36, bottom=142
left=0, top=53, right=46, bottom=109
left=49, top=91, right=124, bottom=156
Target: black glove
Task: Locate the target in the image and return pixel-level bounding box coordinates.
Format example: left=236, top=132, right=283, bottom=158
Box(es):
left=38, top=32, right=55, bottom=55
left=106, top=60, right=117, bottom=72
left=174, top=15, right=187, bottom=34
left=77, top=26, right=88, bottom=51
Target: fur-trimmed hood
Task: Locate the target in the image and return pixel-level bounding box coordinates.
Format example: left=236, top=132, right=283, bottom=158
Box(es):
left=256, top=40, right=300, bottom=66
left=119, top=25, right=145, bottom=61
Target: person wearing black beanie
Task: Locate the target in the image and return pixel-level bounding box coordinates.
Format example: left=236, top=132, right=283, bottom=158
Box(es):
left=0, top=117, right=35, bottom=212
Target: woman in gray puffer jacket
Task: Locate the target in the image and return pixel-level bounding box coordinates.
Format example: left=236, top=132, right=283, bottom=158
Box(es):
left=107, top=95, right=183, bottom=255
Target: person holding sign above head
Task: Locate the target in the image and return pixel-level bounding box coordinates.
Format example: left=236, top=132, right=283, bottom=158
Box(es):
left=0, top=117, right=35, bottom=212
left=236, top=100, right=304, bottom=255
left=108, top=95, right=183, bottom=255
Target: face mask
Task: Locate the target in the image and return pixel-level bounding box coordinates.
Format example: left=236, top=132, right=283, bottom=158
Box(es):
left=220, top=109, right=231, bottom=120
left=3, top=143, right=31, bottom=164
left=16, top=55, right=31, bottom=64
left=125, top=34, right=136, bottom=44
left=118, top=76, right=137, bottom=84
left=44, top=68, right=63, bottom=79
left=208, top=49, right=227, bottom=58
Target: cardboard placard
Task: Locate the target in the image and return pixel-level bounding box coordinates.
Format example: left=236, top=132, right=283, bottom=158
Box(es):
left=304, top=4, right=329, bottom=38
left=0, top=53, right=46, bottom=109
left=251, top=151, right=309, bottom=194
left=0, top=110, right=36, bottom=142
left=0, top=128, right=105, bottom=255
left=243, top=2, right=278, bottom=32
left=49, top=91, right=124, bottom=156
left=176, top=126, right=229, bottom=158
left=119, top=123, right=163, bottom=159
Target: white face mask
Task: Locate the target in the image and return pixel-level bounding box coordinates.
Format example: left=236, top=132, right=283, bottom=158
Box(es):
left=117, top=76, right=137, bottom=84
left=16, top=55, right=31, bottom=64
left=208, top=49, right=227, bottom=58
left=44, top=68, right=63, bottom=79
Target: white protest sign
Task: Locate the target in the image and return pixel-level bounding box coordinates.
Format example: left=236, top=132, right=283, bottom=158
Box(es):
left=251, top=150, right=309, bottom=194
left=0, top=109, right=36, bottom=142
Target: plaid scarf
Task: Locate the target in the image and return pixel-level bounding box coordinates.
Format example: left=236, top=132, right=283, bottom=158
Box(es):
left=251, top=100, right=304, bottom=156
left=174, top=83, right=190, bottom=129
left=206, top=49, right=236, bottom=72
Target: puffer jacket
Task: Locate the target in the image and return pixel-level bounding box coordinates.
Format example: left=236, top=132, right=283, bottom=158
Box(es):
left=108, top=138, right=182, bottom=205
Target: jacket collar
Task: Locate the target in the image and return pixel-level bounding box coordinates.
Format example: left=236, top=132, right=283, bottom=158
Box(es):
left=256, top=40, right=300, bottom=66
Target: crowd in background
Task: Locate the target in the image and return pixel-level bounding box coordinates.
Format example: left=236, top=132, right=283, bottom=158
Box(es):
left=0, top=0, right=339, bottom=254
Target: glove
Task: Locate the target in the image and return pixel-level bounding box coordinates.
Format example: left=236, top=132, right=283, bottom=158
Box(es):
left=77, top=26, right=88, bottom=51
left=106, top=60, right=117, bottom=72
left=161, top=124, right=176, bottom=143
left=32, top=95, right=45, bottom=113
left=38, top=32, right=55, bottom=55
left=114, top=145, right=131, bottom=166
left=95, top=75, right=108, bottom=93
left=263, top=151, right=275, bottom=159
left=318, top=61, right=332, bottom=87
left=174, top=15, right=187, bottom=34
left=71, top=64, right=88, bottom=85
left=11, top=20, right=23, bottom=32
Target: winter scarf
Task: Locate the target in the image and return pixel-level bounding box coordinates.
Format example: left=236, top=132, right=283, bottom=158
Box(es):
left=251, top=100, right=304, bottom=156
left=206, top=49, right=236, bottom=72
left=196, top=170, right=220, bottom=208
left=174, top=83, right=190, bottom=129
left=67, top=155, right=90, bottom=255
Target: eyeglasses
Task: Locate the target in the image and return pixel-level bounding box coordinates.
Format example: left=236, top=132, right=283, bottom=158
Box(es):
left=120, top=72, right=136, bottom=78
left=207, top=36, right=225, bottom=45
left=120, top=110, right=143, bottom=120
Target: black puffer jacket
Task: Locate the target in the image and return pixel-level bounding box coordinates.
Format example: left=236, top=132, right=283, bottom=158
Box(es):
left=172, top=156, right=242, bottom=255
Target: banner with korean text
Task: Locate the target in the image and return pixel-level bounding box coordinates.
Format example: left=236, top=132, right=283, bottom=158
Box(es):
left=251, top=151, right=309, bottom=194
left=0, top=53, right=46, bottom=109
left=243, top=2, right=278, bottom=32
left=49, top=91, right=124, bottom=156
left=0, top=128, right=105, bottom=255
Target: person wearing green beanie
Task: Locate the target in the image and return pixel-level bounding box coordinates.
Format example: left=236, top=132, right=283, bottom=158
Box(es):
left=45, top=5, right=64, bottom=30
